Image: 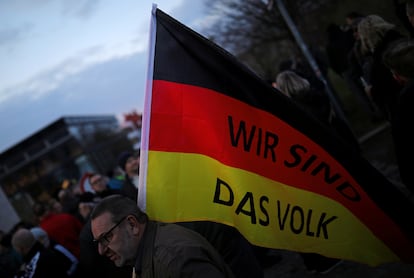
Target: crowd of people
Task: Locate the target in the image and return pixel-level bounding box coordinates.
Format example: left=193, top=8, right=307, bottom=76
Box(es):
left=1, top=2, right=414, bottom=277
left=0, top=150, right=141, bottom=277
left=324, top=4, right=414, bottom=195
left=276, top=4, right=414, bottom=197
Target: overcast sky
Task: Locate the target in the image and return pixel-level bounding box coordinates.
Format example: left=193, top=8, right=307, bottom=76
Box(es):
left=0, top=0, right=211, bottom=153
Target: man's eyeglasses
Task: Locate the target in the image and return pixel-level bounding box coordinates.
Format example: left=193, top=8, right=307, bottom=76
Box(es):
left=93, top=216, right=127, bottom=247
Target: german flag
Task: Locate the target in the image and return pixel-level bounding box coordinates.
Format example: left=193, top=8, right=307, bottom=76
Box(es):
left=138, top=5, right=414, bottom=266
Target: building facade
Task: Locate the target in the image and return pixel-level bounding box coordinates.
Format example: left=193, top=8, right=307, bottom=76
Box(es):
left=0, top=115, right=135, bottom=232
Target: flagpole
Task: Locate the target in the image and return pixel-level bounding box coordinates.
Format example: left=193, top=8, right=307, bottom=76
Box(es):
left=138, top=3, right=158, bottom=211
left=269, top=0, right=350, bottom=128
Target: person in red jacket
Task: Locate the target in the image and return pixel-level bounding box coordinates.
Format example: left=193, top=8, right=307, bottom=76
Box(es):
left=33, top=201, right=83, bottom=259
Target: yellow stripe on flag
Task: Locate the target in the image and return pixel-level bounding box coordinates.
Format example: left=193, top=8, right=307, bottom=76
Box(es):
left=145, top=151, right=398, bottom=265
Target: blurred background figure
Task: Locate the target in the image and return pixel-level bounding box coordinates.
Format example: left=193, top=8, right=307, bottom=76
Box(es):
left=407, top=0, right=414, bottom=30
left=117, top=150, right=140, bottom=201
left=325, top=23, right=354, bottom=79
left=382, top=38, right=414, bottom=195
left=88, top=172, right=120, bottom=198
left=357, top=14, right=406, bottom=121
left=32, top=201, right=83, bottom=259
left=30, top=226, right=79, bottom=277
left=327, top=12, right=382, bottom=122
left=392, top=0, right=414, bottom=36
left=0, top=230, right=21, bottom=278
left=11, top=228, right=70, bottom=277
left=58, top=187, right=81, bottom=217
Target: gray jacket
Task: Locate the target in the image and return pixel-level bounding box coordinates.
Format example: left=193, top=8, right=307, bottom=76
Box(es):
left=134, top=221, right=235, bottom=278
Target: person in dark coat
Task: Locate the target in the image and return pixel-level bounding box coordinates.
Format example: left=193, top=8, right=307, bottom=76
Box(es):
left=11, top=228, right=70, bottom=278
left=341, top=15, right=382, bottom=120
left=0, top=232, right=21, bottom=278
left=407, top=0, right=414, bottom=30
left=382, top=38, right=414, bottom=194
left=392, top=0, right=414, bottom=37
left=325, top=23, right=354, bottom=77
left=357, top=14, right=407, bottom=121
left=30, top=226, right=79, bottom=277
left=117, top=151, right=139, bottom=202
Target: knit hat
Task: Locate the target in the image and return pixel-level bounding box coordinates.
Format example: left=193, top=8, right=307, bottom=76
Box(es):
left=117, top=151, right=132, bottom=171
